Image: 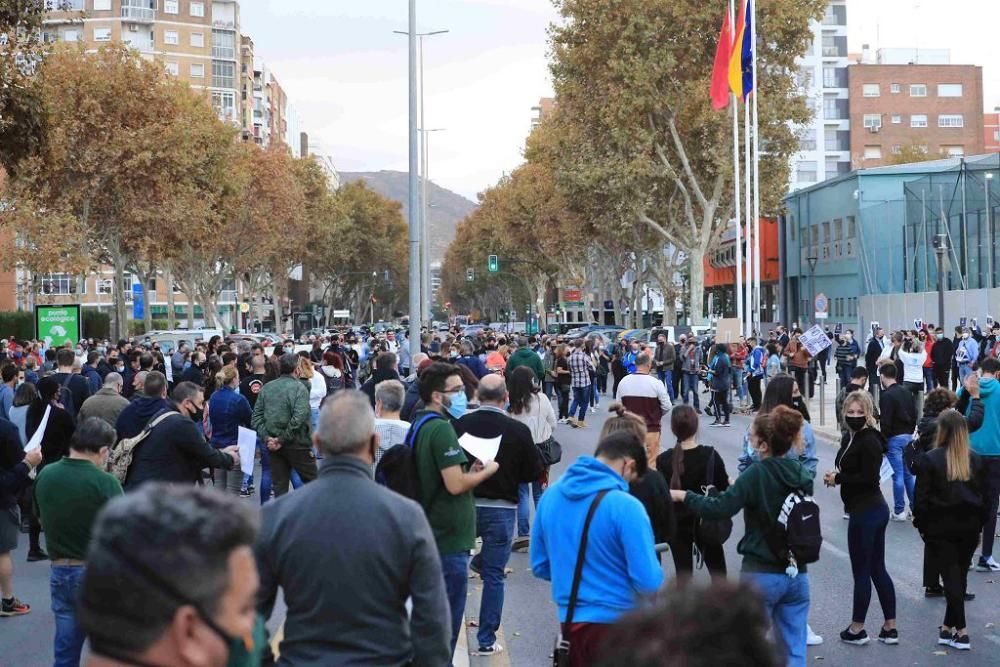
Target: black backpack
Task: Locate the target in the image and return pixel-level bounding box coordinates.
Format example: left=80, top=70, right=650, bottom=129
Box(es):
left=56, top=373, right=77, bottom=420
left=694, top=447, right=733, bottom=547
left=374, top=412, right=442, bottom=500
left=767, top=487, right=822, bottom=575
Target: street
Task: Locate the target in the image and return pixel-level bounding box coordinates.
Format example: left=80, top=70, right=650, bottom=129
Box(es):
left=5, top=388, right=1000, bottom=666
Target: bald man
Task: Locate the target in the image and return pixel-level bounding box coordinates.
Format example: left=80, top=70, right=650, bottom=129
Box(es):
left=453, top=374, right=544, bottom=654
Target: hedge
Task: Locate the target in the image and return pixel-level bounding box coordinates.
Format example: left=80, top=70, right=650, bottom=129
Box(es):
left=0, top=312, right=34, bottom=341
left=82, top=310, right=111, bottom=340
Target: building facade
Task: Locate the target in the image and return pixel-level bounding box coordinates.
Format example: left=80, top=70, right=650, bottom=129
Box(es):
left=531, top=97, right=554, bottom=130
left=847, top=58, right=984, bottom=168
left=789, top=0, right=851, bottom=191
left=986, top=112, right=1000, bottom=153
left=704, top=218, right=780, bottom=324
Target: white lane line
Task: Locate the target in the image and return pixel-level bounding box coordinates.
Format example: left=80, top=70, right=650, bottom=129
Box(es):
left=821, top=540, right=922, bottom=602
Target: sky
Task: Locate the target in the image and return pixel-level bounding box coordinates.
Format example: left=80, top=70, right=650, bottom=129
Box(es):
left=238, top=0, right=999, bottom=203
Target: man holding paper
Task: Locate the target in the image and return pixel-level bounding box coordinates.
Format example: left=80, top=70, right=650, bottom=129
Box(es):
left=454, top=374, right=544, bottom=656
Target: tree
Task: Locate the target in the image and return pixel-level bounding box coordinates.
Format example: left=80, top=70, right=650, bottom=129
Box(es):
left=886, top=143, right=936, bottom=166
left=546, top=0, right=826, bottom=322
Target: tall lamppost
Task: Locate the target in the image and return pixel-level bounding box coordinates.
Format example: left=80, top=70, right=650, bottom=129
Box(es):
left=806, top=255, right=818, bottom=325
left=934, top=233, right=949, bottom=328
left=987, top=172, right=994, bottom=289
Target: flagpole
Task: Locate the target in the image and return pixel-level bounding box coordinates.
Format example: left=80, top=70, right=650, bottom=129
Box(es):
left=751, top=0, right=762, bottom=332
left=730, top=0, right=743, bottom=336
left=743, top=89, right=752, bottom=339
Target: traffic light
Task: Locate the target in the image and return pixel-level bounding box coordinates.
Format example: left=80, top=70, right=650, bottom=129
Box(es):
left=466, top=268, right=475, bottom=282
left=488, top=255, right=499, bottom=273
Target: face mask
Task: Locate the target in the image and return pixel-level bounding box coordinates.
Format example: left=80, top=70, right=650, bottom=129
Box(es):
left=224, top=614, right=267, bottom=667
left=936, top=333, right=944, bottom=340
left=191, top=408, right=204, bottom=424
left=444, top=390, right=467, bottom=420
left=963, top=333, right=970, bottom=339
left=115, top=364, right=125, bottom=373
left=844, top=334, right=852, bottom=341
left=845, top=415, right=867, bottom=432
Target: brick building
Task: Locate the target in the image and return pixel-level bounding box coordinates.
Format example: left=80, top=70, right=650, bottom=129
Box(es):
left=987, top=112, right=1000, bottom=153
left=848, top=61, right=984, bottom=168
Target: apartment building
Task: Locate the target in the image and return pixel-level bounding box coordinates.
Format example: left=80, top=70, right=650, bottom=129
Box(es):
left=789, top=0, right=850, bottom=191
left=987, top=111, right=1000, bottom=153
left=848, top=52, right=984, bottom=167
left=530, top=97, right=554, bottom=130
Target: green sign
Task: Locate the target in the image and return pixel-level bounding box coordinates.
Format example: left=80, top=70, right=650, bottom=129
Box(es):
left=35, top=305, right=82, bottom=347
left=488, top=255, right=499, bottom=273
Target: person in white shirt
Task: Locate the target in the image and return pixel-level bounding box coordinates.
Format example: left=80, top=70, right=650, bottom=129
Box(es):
left=615, top=351, right=671, bottom=467
left=299, top=356, right=327, bottom=432
left=898, top=337, right=928, bottom=397
left=373, top=379, right=410, bottom=475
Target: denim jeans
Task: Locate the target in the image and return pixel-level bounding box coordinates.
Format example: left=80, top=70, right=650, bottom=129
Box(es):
left=517, top=481, right=544, bottom=537
left=657, top=369, right=676, bottom=401
left=733, top=368, right=747, bottom=402
left=570, top=385, right=591, bottom=422
left=681, top=373, right=700, bottom=409
left=51, top=565, right=86, bottom=667
left=470, top=508, right=515, bottom=648
left=838, top=365, right=853, bottom=392
left=923, top=367, right=935, bottom=391
left=886, top=434, right=915, bottom=515
left=742, top=572, right=810, bottom=667
left=589, top=379, right=600, bottom=407
left=958, top=363, right=974, bottom=383
left=440, top=552, right=470, bottom=661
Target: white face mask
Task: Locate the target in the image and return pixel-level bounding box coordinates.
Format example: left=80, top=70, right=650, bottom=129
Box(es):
left=963, top=333, right=970, bottom=339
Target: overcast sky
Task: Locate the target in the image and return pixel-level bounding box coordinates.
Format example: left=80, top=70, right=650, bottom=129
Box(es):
left=238, top=0, right=999, bottom=202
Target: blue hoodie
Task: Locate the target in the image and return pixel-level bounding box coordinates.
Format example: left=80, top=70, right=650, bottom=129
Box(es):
left=530, top=456, right=663, bottom=623
left=959, top=377, right=1000, bottom=457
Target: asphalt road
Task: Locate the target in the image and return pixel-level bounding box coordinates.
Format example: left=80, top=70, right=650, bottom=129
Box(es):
left=5, top=392, right=1000, bottom=666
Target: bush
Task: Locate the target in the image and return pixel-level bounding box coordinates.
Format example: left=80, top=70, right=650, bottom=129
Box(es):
left=0, top=311, right=35, bottom=342
left=127, top=318, right=169, bottom=337
left=82, top=310, right=111, bottom=340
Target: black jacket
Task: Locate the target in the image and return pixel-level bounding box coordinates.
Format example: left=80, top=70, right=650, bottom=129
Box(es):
left=123, top=405, right=233, bottom=490
left=835, top=427, right=887, bottom=513
left=361, top=368, right=401, bottom=408
left=629, top=470, right=676, bottom=544
left=930, top=337, right=954, bottom=368
left=913, top=447, right=990, bottom=536
left=400, top=379, right=422, bottom=422
left=879, top=383, right=916, bottom=438
left=865, top=337, right=885, bottom=372
left=454, top=407, right=544, bottom=505
left=255, top=456, right=450, bottom=667
left=0, top=418, right=29, bottom=510
left=115, top=395, right=170, bottom=441
left=909, top=399, right=985, bottom=468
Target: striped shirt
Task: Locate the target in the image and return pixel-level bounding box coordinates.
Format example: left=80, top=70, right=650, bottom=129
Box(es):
left=373, top=417, right=410, bottom=474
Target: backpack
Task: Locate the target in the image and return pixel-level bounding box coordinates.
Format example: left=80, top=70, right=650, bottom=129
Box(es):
left=108, top=411, right=179, bottom=485
left=767, top=486, right=822, bottom=577
left=57, top=373, right=77, bottom=420
left=374, top=412, right=442, bottom=500
left=694, top=448, right=733, bottom=547
left=323, top=371, right=344, bottom=396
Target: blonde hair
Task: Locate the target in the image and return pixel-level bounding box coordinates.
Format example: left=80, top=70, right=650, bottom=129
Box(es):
left=935, top=409, right=972, bottom=482
left=297, top=356, right=314, bottom=380
left=215, top=365, right=238, bottom=388
left=842, top=391, right=878, bottom=430
left=600, top=402, right=648, bottom=441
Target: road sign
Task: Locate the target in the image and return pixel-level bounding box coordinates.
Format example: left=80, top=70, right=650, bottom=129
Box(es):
left=488, top=255, right=498, bottom=273
left=814, top=293, right=828, bottom=320
left=132, top=283, right=144, bottom=321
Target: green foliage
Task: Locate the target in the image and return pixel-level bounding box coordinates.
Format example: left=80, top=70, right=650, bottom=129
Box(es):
left=0, top=311, right=35, bottom=341
left=127, top=318, right=169, bottom=337
left=82, top=310, right=111, bottom=340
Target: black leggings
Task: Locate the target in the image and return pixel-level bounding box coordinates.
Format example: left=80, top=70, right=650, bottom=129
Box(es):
left=711, top=390, right=730, bottom=422
left=848, top=503, right=896, bottom=624
left=596, top=373, right=608, bottom=394
left=669, top=525, right=727, bottom=580
left=925, top=531, right=978, bottom=630
left=557, top=386, right=570, bottom=419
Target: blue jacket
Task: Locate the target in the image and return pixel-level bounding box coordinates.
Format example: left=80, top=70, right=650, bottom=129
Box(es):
left=530, top=456, right=662, bottom=623
left=623, top=351, right=639, bottom=375
left=0, top=384, right=12, bottom=421
left=959, top=377, right=1000, bottom=457
left=455, top=354, right=488, bottom=379
left=748, top=347, right=767, bottom=378
left=738, top=421, right=819, bottom=477
left=115, top=395, right=170, bottom=441
left=208, top=385, right=252, bottom=448
left=83, top=365, right=102, bottom=395
left=956, top=337, right=979, bottom=365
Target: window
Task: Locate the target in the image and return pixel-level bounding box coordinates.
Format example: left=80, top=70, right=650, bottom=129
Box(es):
left=164, top=0, right=178, bottom=13
left=190, top=1, right=204, bottom=17
left=994, top=130, right=1000, bottom=142
left=943, top=145, right=965, bottom=157
left=212, top=30, right=236, bottom=59
left=892, top=145, right=902, bottom=154
left=164, top=30, right=178, bottom=45
left=937, top=84, right=963, bottom=97
left=63, top=30, right=78, bottom=42
left=911, top=114, right=928, bottom=128
left=863, top=113, right=882, bottom=129
left=891, top=115, right=901, bottom=124
left=190, top=63, right=205, bottom=78
left=821, top=221, right=830, bottom=243
left=864, top=145, right=882, bottom=160
left=93, top=0, right=111, bottom=10
left=846, top=216, right=856, bottom=239
left=796, top=161, right=817, bottom=183
left=890, top=83, right=901, bottom=94
left=938, top=114, right=964, bottom=128
left=799, top=130, right=816, bottom=152
left=191, top=32, right=204, bottom=47
left=211, top=60, right=235, bottom=89
left=39, top=273, right=80, bottom=296
left=94, top=27, right=111, bottom=41
left=212, top=90, right=236, bottom=121
left=910, top=84, right=927, bottom=97
left=165, top=61, right=179, bottom=76
left=862, top=83, right=880, bottom=97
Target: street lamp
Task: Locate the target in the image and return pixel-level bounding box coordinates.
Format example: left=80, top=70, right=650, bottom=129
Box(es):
left=806, top=255, right=818, bottom=325
left=987, top=172, right=994, bottom=288
left=933, top=233, right=949, bottom=328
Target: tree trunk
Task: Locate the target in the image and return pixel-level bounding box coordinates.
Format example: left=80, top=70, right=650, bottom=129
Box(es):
left=185, top=291, right=196, bottom=330
left=688, top=247, right=706, bottom=324
left=165, top=265, right=177, bottom=330
left=111, top=248, right=128, bottom=340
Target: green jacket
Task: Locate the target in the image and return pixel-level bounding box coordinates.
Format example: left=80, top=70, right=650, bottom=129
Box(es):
left=252, top=375, right=312, bottom=450
left=684, top=456, right=814, bottom=573
left=506, top=347, right=545, bottom=382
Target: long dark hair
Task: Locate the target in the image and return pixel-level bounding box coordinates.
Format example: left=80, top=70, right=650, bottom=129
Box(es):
left=759, top=374, right=796, bottom=415
left=668, top=405, right=699, bottom=490
left=26, top=376, right=61, bottom=440
left=508, top=366, right=539, bottom=416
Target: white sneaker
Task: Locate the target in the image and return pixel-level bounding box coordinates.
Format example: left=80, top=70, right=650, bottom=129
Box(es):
left=976, top=556, right=1000, bottom=572
left=557, top=418, right=567, bottom=424
left=590, top=406, right=596, bottom=414
left=807, top=626, right=824, bottom=646
left=890, top=511, right=908, bottom=522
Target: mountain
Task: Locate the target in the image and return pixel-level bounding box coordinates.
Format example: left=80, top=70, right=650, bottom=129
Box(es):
left=340, top=171, right=477, bottom=263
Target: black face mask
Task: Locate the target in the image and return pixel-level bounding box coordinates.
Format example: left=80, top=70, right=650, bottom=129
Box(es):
left=845, top=415, right=867, bottom=432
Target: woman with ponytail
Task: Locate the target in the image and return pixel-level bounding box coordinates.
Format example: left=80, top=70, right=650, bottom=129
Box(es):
left=656, top=404, right=728, bottom=580
left=207, top=364, right=252, bottom=495
left=913, top=409, right=990, bottom=651
left=672, top=406, right=814, bottom=667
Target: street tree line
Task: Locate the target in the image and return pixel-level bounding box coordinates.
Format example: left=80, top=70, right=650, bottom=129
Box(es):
left=443, top=0, right=826, bottom=325
left=0, top=36, right=406, bottom=336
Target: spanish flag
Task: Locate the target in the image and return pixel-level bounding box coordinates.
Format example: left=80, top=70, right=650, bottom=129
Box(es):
left=710, top=10, right=733, bottom=110
left=727, top=1, right=746, bottom=97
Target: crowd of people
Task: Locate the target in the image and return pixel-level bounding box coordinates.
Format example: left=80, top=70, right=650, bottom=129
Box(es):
left=0, top=318, right=997, bottom=666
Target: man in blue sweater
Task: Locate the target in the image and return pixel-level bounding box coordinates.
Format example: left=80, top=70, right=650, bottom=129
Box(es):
left=530, top=430, right=662, bottom=664
left=959, top=357, right=1000, bottom=572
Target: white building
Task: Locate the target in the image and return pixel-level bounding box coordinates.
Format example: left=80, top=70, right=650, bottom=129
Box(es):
left=789, top=0, right=851, bottom=191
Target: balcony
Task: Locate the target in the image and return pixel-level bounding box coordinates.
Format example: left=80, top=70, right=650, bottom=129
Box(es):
left=123, top=36, right=155, bottom=52
left=213, top=19, right=236, bottom=30
left=121, top=0, right=156, bottom=22
left=212, top=46, right=236, bottom=60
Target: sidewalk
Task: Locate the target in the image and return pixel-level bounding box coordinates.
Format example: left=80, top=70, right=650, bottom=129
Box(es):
left=802, top=371, right=843, bottom=443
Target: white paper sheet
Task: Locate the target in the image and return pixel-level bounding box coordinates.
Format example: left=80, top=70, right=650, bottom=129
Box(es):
left=24, top=405, right=50, bottom=453
left=237, top=426, right=257, bottom=477
left=879, top=456, right=894, bottom=485
left=458, top=433, right=502, bottom=464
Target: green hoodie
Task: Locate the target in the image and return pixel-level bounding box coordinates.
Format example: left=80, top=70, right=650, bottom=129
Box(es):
left=506, top=347, right=545, bottom=382
left=685, top=456, right=814, bottom=573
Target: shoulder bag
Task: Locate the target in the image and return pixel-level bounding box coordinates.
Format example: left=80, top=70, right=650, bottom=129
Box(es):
left=553, top=489, right=609, bottom=667
left=533, top=395, right=562, bottom=466
left=694, top=447, right=733, bottom=547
